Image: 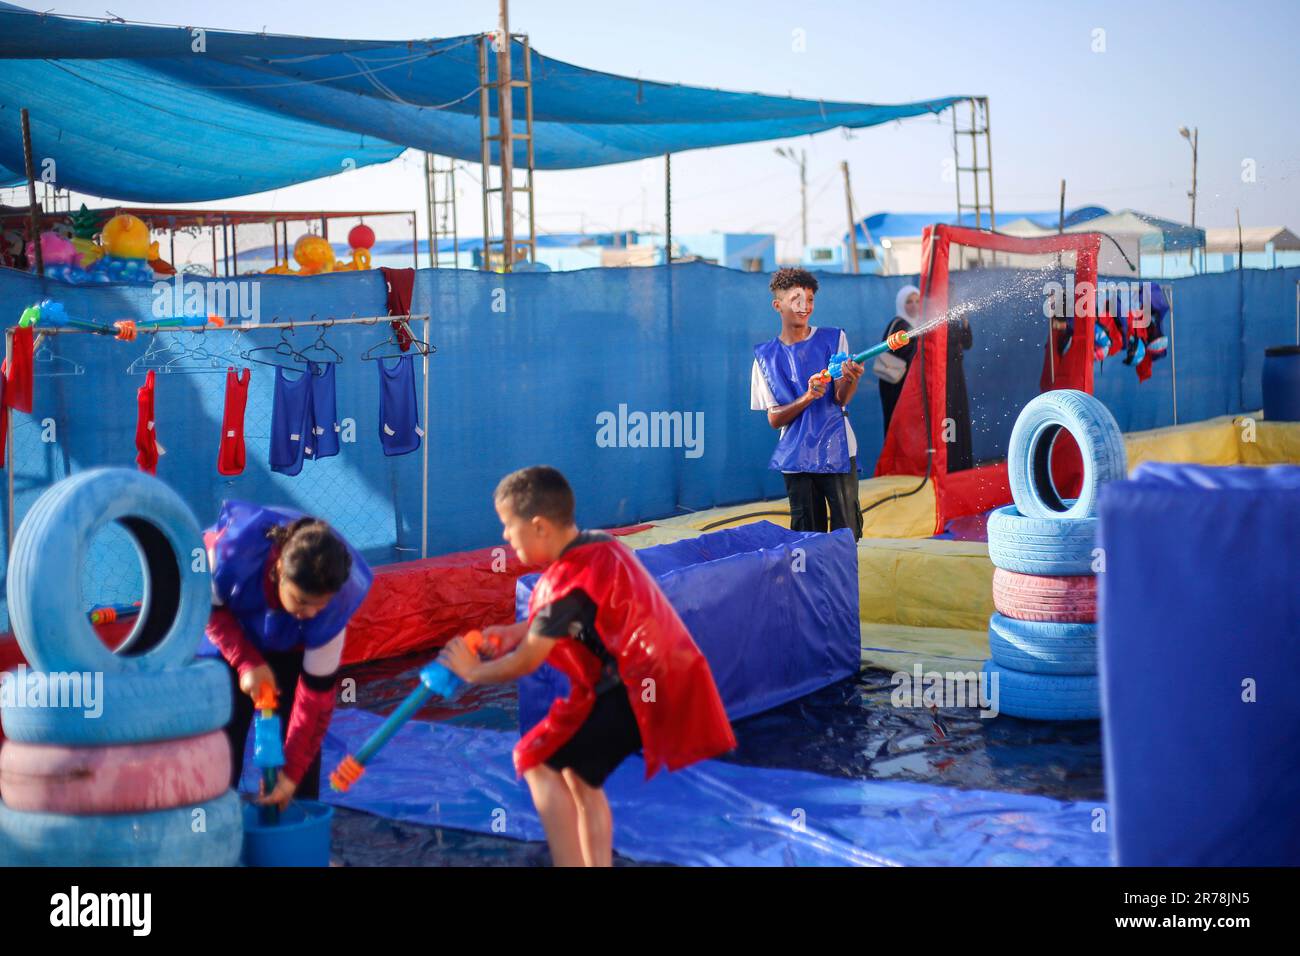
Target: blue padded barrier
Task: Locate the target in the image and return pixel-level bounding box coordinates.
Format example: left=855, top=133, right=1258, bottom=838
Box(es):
left=1098, top=462, right=1300, bottom=865
left=516, top=523, right=860, bottom=733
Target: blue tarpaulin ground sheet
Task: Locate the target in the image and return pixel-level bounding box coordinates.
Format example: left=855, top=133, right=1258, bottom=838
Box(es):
left=258, top=705, right=1110, bottom=867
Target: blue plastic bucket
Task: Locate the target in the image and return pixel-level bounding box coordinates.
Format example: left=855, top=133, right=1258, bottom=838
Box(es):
left=1263, top=346, right=1300, bottom=422
left=241, top=800, right=333, bottom=867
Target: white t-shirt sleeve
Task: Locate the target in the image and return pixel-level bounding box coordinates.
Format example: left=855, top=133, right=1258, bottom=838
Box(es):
left=839, top=329, right=850, bottom=356
left=751, top=359, right=778, bottom=411
left=303, top=629, right=346, bottom=677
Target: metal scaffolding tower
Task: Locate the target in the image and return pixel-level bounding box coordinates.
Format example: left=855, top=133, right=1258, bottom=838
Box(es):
left=424, top=153, right=459, bottom=269
left=477, top=14, right=536, bottom=272
left=952, top=96, right=995, bottom=231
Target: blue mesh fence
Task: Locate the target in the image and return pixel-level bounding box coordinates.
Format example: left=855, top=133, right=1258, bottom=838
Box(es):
left=2, top=262, right=1298, bottom=630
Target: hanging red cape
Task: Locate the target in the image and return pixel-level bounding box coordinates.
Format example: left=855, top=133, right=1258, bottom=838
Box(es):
left=516, top=538, right=735, bottom=779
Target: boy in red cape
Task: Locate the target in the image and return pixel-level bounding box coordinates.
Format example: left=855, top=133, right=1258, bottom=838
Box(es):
left=439, top=465, right=735, bottom=866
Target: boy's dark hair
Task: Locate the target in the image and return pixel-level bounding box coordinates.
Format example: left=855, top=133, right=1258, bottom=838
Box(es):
left=267, top=518, right=352, bottom=596
left=495, top=465, right=576, bottom=525
left=769, top=267, right=819, bottom=296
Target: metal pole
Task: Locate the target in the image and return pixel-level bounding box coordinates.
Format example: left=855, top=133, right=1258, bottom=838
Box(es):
left=1058, top=179, right=1066, bottom=233
left=841, top=161, right=859, bottom=275
left=5, top=327, right=13, bottom=558
left=35, top=314, right=430, bottom=336
left=1189, top=127, right=1198, bottom=269
left=425, top=152, right=437, bottom=269
left=478, top=35, right=492, bottom=272
left=523, top=35, right=536, bottom=264
left=20, top=109, right=44, bottom=276
left=497, top=0, right=514, bottom=272
left=799, top=149, right=807, bottom=250
left=412, top=211, right=419, bottom=270
left=421, top=314, right=430, bottom=559
left=1166, top=284, right=1178, bottom=425
left=665, top=153, right=672, bottom=264
left=983, top=97, right=996, bottom=231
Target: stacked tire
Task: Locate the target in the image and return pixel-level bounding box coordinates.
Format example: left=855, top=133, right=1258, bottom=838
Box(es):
left=0, top=468, right=241, bottom=866
left=984, top=391, right=1126, bottom=721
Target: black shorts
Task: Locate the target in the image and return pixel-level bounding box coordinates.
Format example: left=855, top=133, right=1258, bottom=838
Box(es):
left=545, top=687, right=643, bottom=788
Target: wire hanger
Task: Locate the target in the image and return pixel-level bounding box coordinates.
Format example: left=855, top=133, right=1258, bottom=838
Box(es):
left=162, top=330, right=227, bottom=374
left=33, top=337, right=85, bottom=377
left=239, top=326, right=315, bottom=374
left=361, top=319, right=436, bottom=361
left=294, top=320, right=344, bottom=366
left=126, top=333, right=185, bottom=375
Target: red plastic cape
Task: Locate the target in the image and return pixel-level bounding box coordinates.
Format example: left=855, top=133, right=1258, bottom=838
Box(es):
left=875, top=225, right=1102, bottom=532
left=515, top=538, right=735, bottom=779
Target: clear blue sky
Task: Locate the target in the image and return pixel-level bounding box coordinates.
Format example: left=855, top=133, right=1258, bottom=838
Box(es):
left=15, top=0, right=1300, bottom=258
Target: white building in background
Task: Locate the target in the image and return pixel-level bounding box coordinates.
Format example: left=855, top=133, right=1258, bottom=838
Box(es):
left=1201, top=227, right=1300, bottom=272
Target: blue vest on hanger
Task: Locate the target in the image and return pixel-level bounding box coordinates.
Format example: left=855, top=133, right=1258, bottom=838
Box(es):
left=377, top=356, right=422, bottom=456
left=753, top=326, right=850, bottom=474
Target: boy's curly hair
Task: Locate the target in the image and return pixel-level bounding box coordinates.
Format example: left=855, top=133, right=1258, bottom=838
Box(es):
left=769, top=267, right=819, bottom=295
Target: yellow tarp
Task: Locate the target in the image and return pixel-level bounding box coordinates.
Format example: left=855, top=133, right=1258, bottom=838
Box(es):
left=650, top=473, right=936, bottom=539
left=859, top=537, right=993, bottom=632
left=1240, top=418, right=1300, bottom=464
left=1123, top=415, right=1242, bottom=469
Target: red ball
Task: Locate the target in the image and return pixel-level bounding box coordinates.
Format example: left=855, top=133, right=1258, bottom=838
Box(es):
left=348, top=224, right=376, bottom=250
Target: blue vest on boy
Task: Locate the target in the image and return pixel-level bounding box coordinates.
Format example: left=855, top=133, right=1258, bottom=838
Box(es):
left=753, top=327, right=850, bottom=474
left=203, top=501, right=374, bottom=654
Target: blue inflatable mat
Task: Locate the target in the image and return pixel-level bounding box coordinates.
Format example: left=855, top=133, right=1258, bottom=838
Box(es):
left=516, top=522, right=860, bottom=733
left=1099, top=462, right=1300, bottom=865
left=301, top=709, right=1111, bottom=867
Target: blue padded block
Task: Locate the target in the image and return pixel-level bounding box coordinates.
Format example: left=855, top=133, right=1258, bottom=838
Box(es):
left=516, top=522, right=860, bottom=733
left=1098, top=462, right=1300, bottom=865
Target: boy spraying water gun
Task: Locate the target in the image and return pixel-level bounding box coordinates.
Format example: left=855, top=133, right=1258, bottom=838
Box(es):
left=751, top=268, right=865, bottom=538
left=438, top=466, right=735, bottom=866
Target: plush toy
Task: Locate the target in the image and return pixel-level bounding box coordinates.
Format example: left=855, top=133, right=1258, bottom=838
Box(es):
left=26, top=231, right=79, bottom=280
left=293, top=234, right=336, bottom=275
left=82, top=214, right=158, bottom=284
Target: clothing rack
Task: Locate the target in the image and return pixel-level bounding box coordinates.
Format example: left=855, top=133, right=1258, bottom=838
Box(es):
left=5, top=314, right=433, bottom=561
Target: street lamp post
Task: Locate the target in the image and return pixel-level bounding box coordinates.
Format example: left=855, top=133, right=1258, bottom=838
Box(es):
left=775, top=147, right=808, bottom=256
left=1179, top=125, right=1198, bottom=269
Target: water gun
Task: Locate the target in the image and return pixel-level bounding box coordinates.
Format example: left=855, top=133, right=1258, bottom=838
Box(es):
left=19, top=300, right=222, bottom=341
left=813, top=329, right=912, bottom=384
left=330, top=630, right=498, bottom=792
left=87, top=602, right=142, bottom=625
left=253, top=685, right=285, bottom=825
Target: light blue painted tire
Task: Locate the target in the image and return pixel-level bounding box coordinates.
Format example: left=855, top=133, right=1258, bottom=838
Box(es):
left=987, top=612, right=1097, bottom=675
left=1007, top=389, right=1126, bottom=520
left=7, top=468, right=210, bottom=673
left=0, top=659, right=231, bottom=746
left=983, top=660, right=1100, bottom=721
left=0, top=790, right=241, bottom=867
left=986, top=505, right=1097, bottom=575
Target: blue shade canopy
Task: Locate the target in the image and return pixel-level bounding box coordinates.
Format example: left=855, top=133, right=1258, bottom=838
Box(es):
left=0, top=3, right=965, bottom=201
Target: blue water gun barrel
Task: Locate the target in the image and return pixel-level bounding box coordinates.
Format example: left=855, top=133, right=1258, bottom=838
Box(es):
left=330, top=630, right=494, bottom=791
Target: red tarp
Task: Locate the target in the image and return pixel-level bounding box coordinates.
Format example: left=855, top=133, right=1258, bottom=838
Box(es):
left=874, top=225, right=1102, bottom=533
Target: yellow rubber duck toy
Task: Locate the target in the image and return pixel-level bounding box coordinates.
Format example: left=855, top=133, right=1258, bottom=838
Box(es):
left=101, top=214, right=153, bottom=260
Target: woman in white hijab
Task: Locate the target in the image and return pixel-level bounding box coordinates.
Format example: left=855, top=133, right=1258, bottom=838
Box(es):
left=878, top=285, right=920, bottom=432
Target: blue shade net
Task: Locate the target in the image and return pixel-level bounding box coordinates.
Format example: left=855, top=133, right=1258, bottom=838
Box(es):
left=0, top=2, right=963, bottom=200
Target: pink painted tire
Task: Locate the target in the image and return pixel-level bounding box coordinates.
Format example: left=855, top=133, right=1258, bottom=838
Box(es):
left=992, top=568, right=1097, bottom=623
left=0, top=731, right=230, bottom=814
